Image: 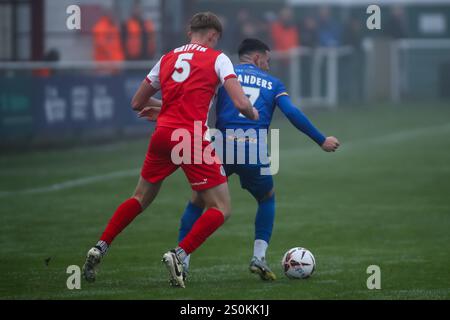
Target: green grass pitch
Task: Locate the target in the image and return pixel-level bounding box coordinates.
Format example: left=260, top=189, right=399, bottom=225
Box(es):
left=1, top=103, right=449, bottom=299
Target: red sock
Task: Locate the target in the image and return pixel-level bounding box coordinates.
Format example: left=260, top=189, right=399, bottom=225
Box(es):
left=100, top=198, right=143, bottom=245
left=178, top=207, right=225, bottom=254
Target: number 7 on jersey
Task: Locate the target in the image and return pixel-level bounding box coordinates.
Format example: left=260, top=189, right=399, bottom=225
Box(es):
left=238, top=86, right=260, bottom=118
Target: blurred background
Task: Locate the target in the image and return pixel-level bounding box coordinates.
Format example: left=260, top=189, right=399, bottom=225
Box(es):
left=0, top=0, right=449, bottom=148
left=1, top=1, right=450, bottom=300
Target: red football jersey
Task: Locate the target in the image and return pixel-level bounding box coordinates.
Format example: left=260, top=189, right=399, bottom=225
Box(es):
left=145, top=43, right=236, bottom=133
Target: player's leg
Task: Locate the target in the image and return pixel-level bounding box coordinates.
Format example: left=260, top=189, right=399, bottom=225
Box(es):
left=177, top=191, right=204, bottom=278
left=176, top=165, right=233, bottom=276
left=238, top=165, right=276, bottom=280
left=83, top=177, right=162, bottom=282
left=178, top=191, right=205, bottom=244
left=178, top=181, right=230, bottom=253
left=163, top=153, right=229, bottom=287
left=253, top=188, right=275, bottom=260
left=251, top=188, right=276, bottom=281
left=83, top=127, right=176, bottom=282
left=97, top=177, right=162, bottom=253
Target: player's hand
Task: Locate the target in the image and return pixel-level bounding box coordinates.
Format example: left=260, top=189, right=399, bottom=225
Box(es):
left=138, top=106, right=161, bottom=121
left=251, top=107, right=259, bottom=121
left=321, top=136, right=340, bottom=152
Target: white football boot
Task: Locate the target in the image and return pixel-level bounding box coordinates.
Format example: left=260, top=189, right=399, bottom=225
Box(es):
left=82, top=247, right=102, bottom=282
left=162, top=250, right=185, bottom=288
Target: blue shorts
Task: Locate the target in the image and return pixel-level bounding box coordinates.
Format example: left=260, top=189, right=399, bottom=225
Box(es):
left=215, top=134, right=273, bottom=200
left=224, top=163, right=273, bottom=201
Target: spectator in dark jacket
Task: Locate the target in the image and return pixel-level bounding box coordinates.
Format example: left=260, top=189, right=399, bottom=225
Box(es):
left=343, top=14, right=363, bottom=48
left=386, top=6, right=409, bottom=38
left=317, top=6, right=342, bottom=47
left=301, top=16, right=318, bottom=48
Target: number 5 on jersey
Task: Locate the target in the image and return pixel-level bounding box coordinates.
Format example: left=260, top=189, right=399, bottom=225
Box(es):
left=239, top=86, right=260, bottom=118
left=172, top=53, right=194, bottom=83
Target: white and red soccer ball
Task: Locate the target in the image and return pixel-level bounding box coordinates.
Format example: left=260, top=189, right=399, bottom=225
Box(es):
left=281, top=247, right=316, bottom=279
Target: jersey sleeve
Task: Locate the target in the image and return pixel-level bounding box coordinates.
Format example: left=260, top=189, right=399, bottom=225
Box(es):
left=145, top=56, right=163, bottom=89
left=274, top=79, right=289, bottom=100
left=214, top=53, right=237, bottom=85
left=277, top=95, right=326, bottom=146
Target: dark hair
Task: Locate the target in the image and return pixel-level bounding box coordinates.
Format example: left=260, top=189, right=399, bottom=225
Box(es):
left=189, top=12, right=222, bottom=35
left=238, top=38, right=270, bottom=57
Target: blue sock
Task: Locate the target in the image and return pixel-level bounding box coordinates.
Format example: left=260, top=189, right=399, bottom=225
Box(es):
left=178, top=201, right=204, bottom=242
left=254, top=193, right=275, bottom=243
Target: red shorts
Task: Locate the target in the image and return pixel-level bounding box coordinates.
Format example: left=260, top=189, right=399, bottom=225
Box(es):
left=141, top=126, right=227, bottom=191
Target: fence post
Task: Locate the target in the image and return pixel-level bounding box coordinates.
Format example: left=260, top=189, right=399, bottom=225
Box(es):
left=390, top=40, right=401, bottom=103
left=326, top=47, right=338, bottom=108
left=289, top=48, right=301, bottom=105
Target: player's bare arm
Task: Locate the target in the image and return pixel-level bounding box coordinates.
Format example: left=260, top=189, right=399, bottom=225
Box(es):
left=131, top=80, right=159, bottom=111
left=133, top=51, right=259, bottom=125
left=138, top=98, right=162, bottom=121
left=223, top=77, right=259, bottom=120
left=147, top=97, right=162, bottom=108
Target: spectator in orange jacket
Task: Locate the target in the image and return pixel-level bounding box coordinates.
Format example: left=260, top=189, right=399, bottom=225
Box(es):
left=123, top=4, right=157, bottom=60
left=143, top=19, right=156, bottom=59
left=92, top=10, right=125, bottom=62
left=124, top=13, right=142, bottom=60
left=270, top=7, right=300, bottom=52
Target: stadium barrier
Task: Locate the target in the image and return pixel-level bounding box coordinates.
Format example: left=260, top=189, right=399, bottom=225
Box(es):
left=0, top=63, right=156, bottom=147
left=390, top=39, right=450, bottom=102
left=0, top=47, right=359, bottom=147
left=231, top=46, right=357, bottom=108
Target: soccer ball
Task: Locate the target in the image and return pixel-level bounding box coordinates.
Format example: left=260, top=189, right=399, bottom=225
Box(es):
left=281, top=247, right=316, bottom=279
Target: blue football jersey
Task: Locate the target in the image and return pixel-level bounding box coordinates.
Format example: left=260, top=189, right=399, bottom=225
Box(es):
left=215, top=63, right=288, bottom=131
